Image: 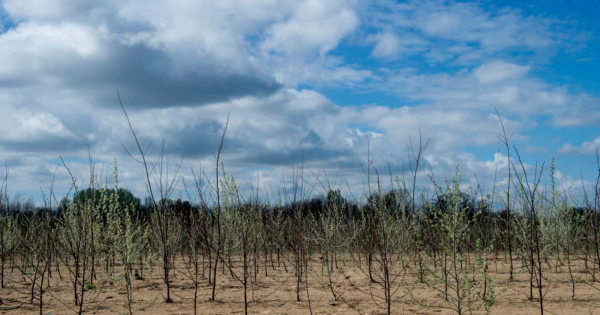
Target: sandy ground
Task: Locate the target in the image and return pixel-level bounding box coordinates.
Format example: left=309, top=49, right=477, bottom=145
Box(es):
left=1, top=253, right=600, bottom=314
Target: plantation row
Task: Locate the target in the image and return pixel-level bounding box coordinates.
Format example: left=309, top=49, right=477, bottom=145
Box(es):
left=0, top=153, right=599, bottom=315
left=0, top=112, right=598, bottom=315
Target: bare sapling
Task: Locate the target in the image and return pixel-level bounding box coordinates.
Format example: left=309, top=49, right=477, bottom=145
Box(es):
left=582, top=149, right=600, bottom=283
left=184, top=168, right=211, bottom=315
left=57, top=157, right=98, bottom=314
left=512, top=148, right=546, bottom=315
left=359, top=160, right=413, bottom=315
left=408, top=132, right=430, bottom=283
left=207, top=114, right=229, bottom=302
left=17, top=209, right=54, bottom=315
left=219, top=173, right=261, bottom=315
left=496, top=109, right=515, bottom=280
left=548, top=159, right=582, bottom=300
left=286, top=161, right=312, bottom=304
left=118, top=93, right=181, bottom=303
left=0, top=163, right=17, bottom=289
left=307, top=164, right=357, bottom=303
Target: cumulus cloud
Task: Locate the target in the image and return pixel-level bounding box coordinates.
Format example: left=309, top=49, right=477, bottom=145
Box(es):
left=0, top=1, right=283, bottom=109
left=0, top=0, right=595, bottom=204
left=0, top=101, right=86, bottom=153
left=261, top=0, right=359, bottom=57
left=559, top=137, right=600, bottom=155
left=473, top=61, right=530, bottom=84
left=549, top=94, right=600, bottom=127
left=363, top=61, right=600, bottom=128
left=2, top=0, right=97, bottom=21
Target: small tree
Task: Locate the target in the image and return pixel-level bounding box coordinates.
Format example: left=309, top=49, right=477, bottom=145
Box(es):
left=415, top=169, right=496, bottom=315
left=104, top=162, right=144, bottom=314
left=57, top=173, right=97, bottom=313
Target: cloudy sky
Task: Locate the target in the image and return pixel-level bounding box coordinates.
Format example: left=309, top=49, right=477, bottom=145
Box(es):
left=0, top=0, right=598, bottom=205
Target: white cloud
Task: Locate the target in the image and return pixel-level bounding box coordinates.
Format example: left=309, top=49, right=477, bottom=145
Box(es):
left=285, top=60, right=372, bottom=87
left=559, top=137, right=600, bottom=155
left=550, top=94, right=600, bottom=127
left=2, top=0, right=97, bottom=21
left=371, top=32, right=401, bottom=57
left=421, top=11, right=462, bottom=36
left=473, top=61, right=530, bottom=84
left=0, top=112, right=73, bottom=144
left=366, top=62, right=599, bottom=127
left=0, top=0, right=594, bottom=205
left=0, top=22, right=103, bottom=83
left=364, top=0, right=577, bottom=65
left=369, top=32, right=428, bottom=58
left=261, top=0, right=359, bottom=58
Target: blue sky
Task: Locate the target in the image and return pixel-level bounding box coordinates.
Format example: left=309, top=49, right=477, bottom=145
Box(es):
left=0, top=0, right=598, bottom=205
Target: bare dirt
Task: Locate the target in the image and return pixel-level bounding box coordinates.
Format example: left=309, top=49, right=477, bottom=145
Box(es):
left=1, top=254, right=600, bottom=314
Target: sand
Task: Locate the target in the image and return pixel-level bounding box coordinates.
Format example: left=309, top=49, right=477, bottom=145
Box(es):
left=1, top=253, right=599, bottom=314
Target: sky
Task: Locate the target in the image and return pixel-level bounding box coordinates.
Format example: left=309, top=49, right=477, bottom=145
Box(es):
left=0, top=0, right=599, bottom=206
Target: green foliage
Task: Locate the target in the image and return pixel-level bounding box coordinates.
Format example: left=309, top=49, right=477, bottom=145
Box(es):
left=415, top=169, right=496, bottom=315
left=73, top=187, right=141, bottom=212
left=105, top=162, right=145, bottom=314
left=4, top=138, right=600, bottom=315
